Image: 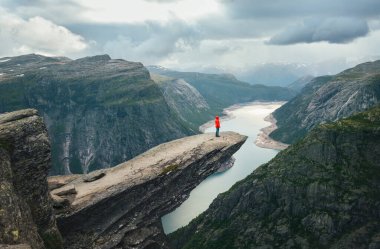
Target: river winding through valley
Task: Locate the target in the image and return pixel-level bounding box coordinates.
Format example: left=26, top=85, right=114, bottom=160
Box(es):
left=161, top=102, right=285, bottom=234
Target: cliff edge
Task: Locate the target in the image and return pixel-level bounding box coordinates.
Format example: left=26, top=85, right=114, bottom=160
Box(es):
left=0, top=108, right=246, bottom=249
left=49, top=132, right=247, bottom=249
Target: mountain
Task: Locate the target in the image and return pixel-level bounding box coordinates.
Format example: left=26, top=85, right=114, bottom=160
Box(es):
left=148, top=66, right=295, bottom=115
left=270, top=60, right=380, bottom=144
left=151, top=74, right=212, bottom=132
left=0, top=54, right=193, bottom=174
left=169, top=106, right=380, bottom=249
left=287, top=75, right=315, bottom=92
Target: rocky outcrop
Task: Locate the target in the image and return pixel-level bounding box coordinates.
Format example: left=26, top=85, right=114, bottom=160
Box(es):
left=170, top=106, right=380, bottom=249
left=49, top=132, right=247, bottom=249
left=0, top=54, right=193, bottom=174
left=271, top=60, right=380, bottom=144
left=0, top=109, right=63, bottom=249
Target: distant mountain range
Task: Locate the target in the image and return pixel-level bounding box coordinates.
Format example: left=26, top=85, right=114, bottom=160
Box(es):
left=236, top=63, right=310, bottom=86
left=183, top=57, right=380, bottom=87
left=148, top=66, right=295, bottom=111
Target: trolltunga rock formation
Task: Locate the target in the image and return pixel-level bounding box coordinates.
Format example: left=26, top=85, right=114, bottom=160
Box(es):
left=49, top=131, right=247, bottom=249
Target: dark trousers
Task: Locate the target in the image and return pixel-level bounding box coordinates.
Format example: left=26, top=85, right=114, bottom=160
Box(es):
left=216, top=128, right=220, bottom=137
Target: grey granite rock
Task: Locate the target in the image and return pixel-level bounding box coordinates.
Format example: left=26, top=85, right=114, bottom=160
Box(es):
left=50, top=131, right=247, bottom=249
left=0, top=109, right=63, bottom=249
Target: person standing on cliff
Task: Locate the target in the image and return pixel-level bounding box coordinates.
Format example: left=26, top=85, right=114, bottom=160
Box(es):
left=215, top=116, right=220, bottom=137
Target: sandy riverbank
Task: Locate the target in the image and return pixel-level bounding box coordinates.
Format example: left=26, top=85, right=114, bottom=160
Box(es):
left=199, top=101, right=289, bottom=151
left=255, top=113, right=289, bottom=150
left=198, top=101, right=274, bottom=133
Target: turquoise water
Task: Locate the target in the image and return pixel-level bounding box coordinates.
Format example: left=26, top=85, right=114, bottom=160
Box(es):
left=161, top=102, right=283, bottom=234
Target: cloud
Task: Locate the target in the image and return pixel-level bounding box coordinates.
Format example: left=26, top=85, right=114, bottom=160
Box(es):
left=101, top=19, right=201, bottom=64
left=7, top=0, right=220, bottom=24
left=0, top=8, right=88, bottom=57
left=220, top=0, right=380, bottom=19
left=1, top=0, right=84, bottom=24
left=144, top=0, right=184, bottom=2
left=268, top=17, right=369, bottom=45
left=0, top=0, right=380, bottom=72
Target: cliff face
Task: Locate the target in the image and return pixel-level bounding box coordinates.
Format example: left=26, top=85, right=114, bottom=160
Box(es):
left=0, top=54, right=193, bottom=174
left=152, top=74, right=212, bottom=132
left=48, top=131, right=247, bottom=249
left=170, top=106, right=380, bottom=249
left=0, top=109, right=63, bottom=249
left=271, top=60, right=380, bottom=144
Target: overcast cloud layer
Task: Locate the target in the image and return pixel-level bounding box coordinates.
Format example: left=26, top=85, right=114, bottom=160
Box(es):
left=0, top=0, right=380, bottom=78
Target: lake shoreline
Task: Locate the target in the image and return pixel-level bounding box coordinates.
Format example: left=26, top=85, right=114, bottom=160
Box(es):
left=254, top=113, right=289, bottom=150
left=199, top=101, right=286, bottom=133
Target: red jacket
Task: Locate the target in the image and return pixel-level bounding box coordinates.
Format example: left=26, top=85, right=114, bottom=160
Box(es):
left=215, top=117, right=220, bottom=128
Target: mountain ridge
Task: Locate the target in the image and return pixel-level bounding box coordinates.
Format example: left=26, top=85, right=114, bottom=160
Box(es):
left=270, top=60, right=380, bottom=144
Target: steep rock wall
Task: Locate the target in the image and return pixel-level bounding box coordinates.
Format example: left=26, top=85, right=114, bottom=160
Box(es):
left=0, top=109, right=63, bottom=249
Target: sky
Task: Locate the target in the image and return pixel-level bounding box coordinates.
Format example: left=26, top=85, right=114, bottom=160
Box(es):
left=1, top=0, right=380, bottom=78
